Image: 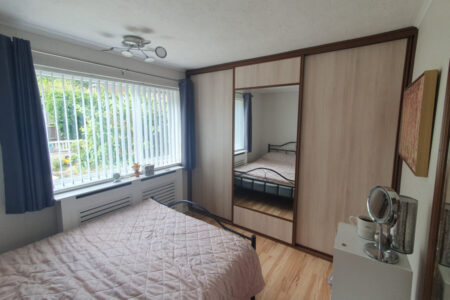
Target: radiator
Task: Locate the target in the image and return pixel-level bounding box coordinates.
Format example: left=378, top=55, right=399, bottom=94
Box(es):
left=56, top=168, right=184, bottom=232
left=142, top=182, right=176, bottom=204
left=234, top=152, right=248, bottom=168
left=80, top=196, right=132, bottom=224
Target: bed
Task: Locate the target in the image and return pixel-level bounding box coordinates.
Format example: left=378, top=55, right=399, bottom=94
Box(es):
left=234, top=142, right=296, bottom=199
left=0, top=199, right=264, bottom=299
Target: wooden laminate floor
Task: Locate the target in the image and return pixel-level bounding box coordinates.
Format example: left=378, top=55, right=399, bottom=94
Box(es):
left=186, top=210, right=332, bottom=300
left=234, top=189, right=294, bottom=220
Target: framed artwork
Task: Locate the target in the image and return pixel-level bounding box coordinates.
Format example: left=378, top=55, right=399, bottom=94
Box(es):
left=399, top=69, right=439, bottom=177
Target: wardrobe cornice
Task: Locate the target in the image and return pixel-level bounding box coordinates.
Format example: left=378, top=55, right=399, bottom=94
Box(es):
left=186, top=26, right=418, bottom=77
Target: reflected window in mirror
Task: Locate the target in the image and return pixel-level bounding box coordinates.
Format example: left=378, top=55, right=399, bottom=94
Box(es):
left=234, top=96, right=245, bottom=152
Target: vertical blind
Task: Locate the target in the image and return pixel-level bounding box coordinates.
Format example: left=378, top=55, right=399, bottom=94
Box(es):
left=234, top=97, right=245, bottom=151
left=36, top=69, right=181, bottom=191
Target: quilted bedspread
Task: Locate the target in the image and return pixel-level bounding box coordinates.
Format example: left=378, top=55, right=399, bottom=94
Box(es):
left=0, top=199, right=264, bottom=299
left=235, top=152, right=296, bottom=186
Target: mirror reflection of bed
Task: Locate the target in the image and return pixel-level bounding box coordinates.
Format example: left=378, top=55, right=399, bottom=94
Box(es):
left=233, top=85, right=299, bottom=225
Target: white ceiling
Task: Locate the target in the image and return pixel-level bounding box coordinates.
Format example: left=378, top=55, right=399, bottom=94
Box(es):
left=0, top=0, right=425, bottom=70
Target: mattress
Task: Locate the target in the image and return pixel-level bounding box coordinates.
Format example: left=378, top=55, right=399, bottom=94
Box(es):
left=0, top=200, right=264, bottom=299
left=234, top=152, right=296, bottom=186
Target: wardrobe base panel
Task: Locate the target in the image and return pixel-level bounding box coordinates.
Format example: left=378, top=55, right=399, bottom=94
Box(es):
left=233, top=205, right=293, bottom=244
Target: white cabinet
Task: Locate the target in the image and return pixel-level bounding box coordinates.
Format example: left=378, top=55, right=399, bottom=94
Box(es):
left=332, top=223, right=412, bottom=300
left=439, top=265, right=450, bottom=299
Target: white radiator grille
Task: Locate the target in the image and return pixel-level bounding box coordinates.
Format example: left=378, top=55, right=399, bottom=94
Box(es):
left=57, top=169, right=183, bottom=232
left=234, top=160, right=246, bottom=168
left=234, top=152, right=247, bottom=168
left=79, top=196, right=132, bottom=224
left=142, top=182, right=176, bottom=204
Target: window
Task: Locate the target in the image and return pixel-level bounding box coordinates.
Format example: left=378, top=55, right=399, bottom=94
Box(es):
left=234, top=97, right=245, bottom=151
left=36, top=69, right=181, bottom=191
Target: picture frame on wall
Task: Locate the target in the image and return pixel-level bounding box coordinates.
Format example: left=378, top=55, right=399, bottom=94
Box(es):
left=399, top=69, right=440, bottom=177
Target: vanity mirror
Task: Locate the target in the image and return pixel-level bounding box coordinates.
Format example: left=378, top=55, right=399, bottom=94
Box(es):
left=367, top=186, right=398, bottom=224
left=364, top=186, right=400, bottom=264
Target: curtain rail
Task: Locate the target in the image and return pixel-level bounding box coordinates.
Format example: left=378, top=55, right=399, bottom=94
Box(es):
left=36, top=67, right=179, bottom=91
left=31, top=49, right=180, bottom=82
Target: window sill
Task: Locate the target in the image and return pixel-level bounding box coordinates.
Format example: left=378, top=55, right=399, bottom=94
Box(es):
left=54, top=165, right=183, bottom=201
left=234, top=150, right=247, bottom=156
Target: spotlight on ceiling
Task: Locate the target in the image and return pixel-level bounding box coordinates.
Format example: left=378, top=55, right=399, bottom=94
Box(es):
left=121, top=50, right=133, bottom=58
left=155, top=46, right=167, bottom=59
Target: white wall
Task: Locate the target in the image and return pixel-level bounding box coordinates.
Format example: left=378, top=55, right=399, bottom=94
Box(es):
left=261, top=91, right=299, bottom=146
left=248, top=91, right=298, bottom=162
left=0, top=24, right=185, bottom=254
left=0, top=146, right=58, bottom=254
left=399, top=0, right=450, bottom=298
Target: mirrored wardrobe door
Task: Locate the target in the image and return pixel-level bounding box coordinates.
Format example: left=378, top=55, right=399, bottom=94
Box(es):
left=425, top=61, right=450, bottom=300
left=232, top=85, right=300, bottom=244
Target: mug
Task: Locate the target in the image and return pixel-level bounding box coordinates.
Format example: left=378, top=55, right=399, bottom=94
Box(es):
left=144, top=164, right=155, bottom=176
left=349, top=215, right=376, bottom=241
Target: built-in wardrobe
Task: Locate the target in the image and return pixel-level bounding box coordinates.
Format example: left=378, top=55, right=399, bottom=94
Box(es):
left=191, top=70, right=234, bottom=220
left=189, top=27, right=417, bottom=258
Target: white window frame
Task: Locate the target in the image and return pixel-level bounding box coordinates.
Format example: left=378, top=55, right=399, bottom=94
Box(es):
left=36, top=67, right=182, bottom=193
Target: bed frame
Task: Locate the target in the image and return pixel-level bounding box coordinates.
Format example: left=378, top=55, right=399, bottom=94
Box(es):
left=156, top=199, right=256, bottom=250
left=234, top=142, right=296, bottom=199
left=267, top=141, right=297, bottom=154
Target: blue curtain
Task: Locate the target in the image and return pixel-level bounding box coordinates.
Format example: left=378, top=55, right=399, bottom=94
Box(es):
left=243, top=93, right=252, bottom=152
left=179, top=78, right=196, bottom=170
left=0, top=34, right=54, bottom=214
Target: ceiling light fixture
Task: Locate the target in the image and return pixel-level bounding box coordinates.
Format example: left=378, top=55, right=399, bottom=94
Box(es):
left=121, top=50, right=133, bottom=58
left=103, top=35, right=167, bottom=63
left=155, top=46, right=167, bottom=59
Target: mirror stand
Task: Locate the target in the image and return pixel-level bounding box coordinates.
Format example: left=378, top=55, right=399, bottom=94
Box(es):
left=363, top=223, right=399, bottom=264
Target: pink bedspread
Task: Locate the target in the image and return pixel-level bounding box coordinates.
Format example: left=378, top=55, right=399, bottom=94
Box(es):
left=0, top=200, right=264, bottom=299
left=235, top=152, right=296, bottom=186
